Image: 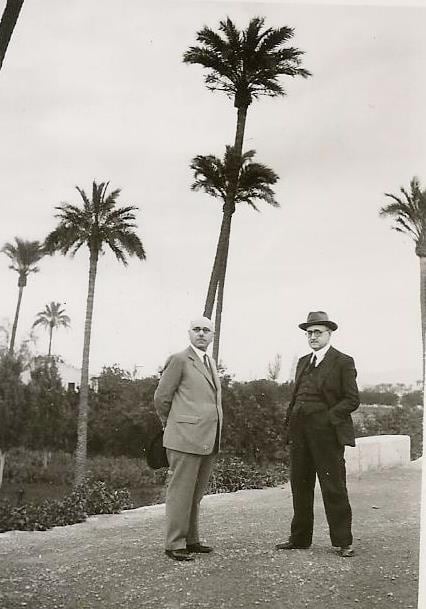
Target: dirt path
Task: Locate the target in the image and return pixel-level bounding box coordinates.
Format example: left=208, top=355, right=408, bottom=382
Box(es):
left=0, top=462, right=421, bottom=609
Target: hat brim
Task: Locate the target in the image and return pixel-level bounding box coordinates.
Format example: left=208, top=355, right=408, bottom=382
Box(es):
left=299, top=321, right=338, bottom=331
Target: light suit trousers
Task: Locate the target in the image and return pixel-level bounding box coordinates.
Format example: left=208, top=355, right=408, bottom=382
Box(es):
left=165, top=448, right=216, bottom=550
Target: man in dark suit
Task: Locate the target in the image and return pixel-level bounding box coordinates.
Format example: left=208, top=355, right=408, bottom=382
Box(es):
left=154, top=316, right=222, bottom=562
left=276, top=311, right=359, bottom=557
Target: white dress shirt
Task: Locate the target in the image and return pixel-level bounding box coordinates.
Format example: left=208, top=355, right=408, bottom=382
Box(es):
left=190, top=344, right=211, bottom=363
left=311, top=343, right=331, bottom=366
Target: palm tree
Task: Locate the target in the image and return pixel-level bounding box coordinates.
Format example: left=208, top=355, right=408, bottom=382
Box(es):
left=380, top=176, right=426, bottom=380
left=184, top=16, right=310, bottom=320
left=1, top=238, right=44, bottom=354
left=32, top=302, right=71, bottom=356
left=44, top=181, right=146, bottom=485
left=0, top=0, right=25, bottom=71
left=191, top=146, right=279, bottom=360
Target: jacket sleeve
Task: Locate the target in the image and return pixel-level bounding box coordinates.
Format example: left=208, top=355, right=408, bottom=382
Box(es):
left=153, top=354, right=184, bottom=427
left=327, top=356, right=360, bottom=424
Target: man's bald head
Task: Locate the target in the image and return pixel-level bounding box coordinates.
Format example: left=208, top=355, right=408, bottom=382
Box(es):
left=188, top=317, right=214, bottom=351
left=189, top=316, right=214, bottom=332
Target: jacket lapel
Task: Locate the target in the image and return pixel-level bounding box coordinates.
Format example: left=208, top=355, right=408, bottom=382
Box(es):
left=294, top=354, right=311, bottom=385
left=188, top=347, right=216, bottom=391
left=315, top=346, right=338, bottom=388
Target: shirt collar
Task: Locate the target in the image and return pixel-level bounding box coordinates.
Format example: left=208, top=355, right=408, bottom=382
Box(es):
left=311, top=343, right=331, bottom=365
left=190, top=344, right=209, bottom=361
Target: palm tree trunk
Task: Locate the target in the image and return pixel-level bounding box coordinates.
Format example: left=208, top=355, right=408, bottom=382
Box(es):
left=204, top=212, right=232, bottom=318
left=203, top=105, right=248, bottom=320
left=48, top=324, right=53, bottom=357
left=213, top=259, right=226, bottom=362
left=212, top=212, right=233, bottom=361
left=233, top=106, right=247, bottom=158
left=419, top=256, right=426, bottom=609
left=0, top=0, right=25, bottom=71
left=0, top=449, right=6, bottom=489
left=420, top=257, right=426, bottom=388
left=74, top=249, right=98, bottom=487
left=9, top=285, right=24, bottom=354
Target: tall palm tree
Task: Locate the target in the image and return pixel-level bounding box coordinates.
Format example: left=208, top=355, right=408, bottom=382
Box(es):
left=184, top=16, right=310, bottom=320
left=380, top=176, right=426, bottom=380
left=1, top=238, right=44, bottom=354
left=44, top=181, right=146, bottom=485
left=32, top=302, right=71, bottom=356
left=0, top=0, right=25, bottom=71
left=191, top=146, right=279, bottom=360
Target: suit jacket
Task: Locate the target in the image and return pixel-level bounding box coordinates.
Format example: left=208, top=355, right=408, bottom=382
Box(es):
left=154, top=346, right=223, bottom=455
left=285, top=346, right=360, bottom=447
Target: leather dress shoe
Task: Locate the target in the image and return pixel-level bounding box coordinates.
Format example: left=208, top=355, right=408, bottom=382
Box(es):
left=186, top=543, right=213, bottom=553
left=338, top=546, right=355, bottom=557
left=275, top=540, right=311, bottom=550
left=165, top=549, right=194, bottom=561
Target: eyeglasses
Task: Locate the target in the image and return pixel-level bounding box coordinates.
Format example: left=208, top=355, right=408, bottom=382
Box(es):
left=306, top=330, right=329, bottom=338
left=191, top=327, right=213, bottom=334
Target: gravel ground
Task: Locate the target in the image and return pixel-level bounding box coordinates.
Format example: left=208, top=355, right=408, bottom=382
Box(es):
left=0, top=462, right=421, bottom=609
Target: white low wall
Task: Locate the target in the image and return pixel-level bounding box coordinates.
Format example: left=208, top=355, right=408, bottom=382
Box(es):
left=345, top=435, right=411, bottom=477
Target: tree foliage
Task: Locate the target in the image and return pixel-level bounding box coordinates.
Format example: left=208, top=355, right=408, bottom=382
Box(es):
left=380, top=176, right=426, bottom=385
left=354, top=404, right=423, bottom=460
left=1, top=238, right=44, bottom=353
left=400, top=390, right=423, bottom=408
left=183, top=16, right=311, bottom=109
left=88, top=365, right=160, bottom=457
left=44, top=180, right=146, bottom=486
left=32, top=302, right=70, bottom=356
left=184, top=17, right=310, bottom=362
left=24, top=357, right=76, bottom=455
left=359, top=389, right=399, bottom=406
left=221, top=378, right=293, bottom=463
left=380, top=177, right=426, bottom=255
left=0, top=352, right=26, bottom=453
left=191, top=147, right=279, bottom=211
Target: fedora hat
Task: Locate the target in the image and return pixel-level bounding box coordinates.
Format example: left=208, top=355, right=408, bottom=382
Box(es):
left=299, top=311, right=338, bottom=331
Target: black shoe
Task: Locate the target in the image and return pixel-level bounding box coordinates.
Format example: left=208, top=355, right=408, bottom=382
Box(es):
left=275, top=540, right=311, bottom=550
left=338, top=546, right=355, bottom=558
left=165, top=549, right=194, bottom=561
left=186, top=543, right=213, bottom=554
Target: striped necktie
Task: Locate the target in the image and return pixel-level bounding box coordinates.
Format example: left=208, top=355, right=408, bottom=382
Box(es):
left=203, top=354, right=211, bottom=376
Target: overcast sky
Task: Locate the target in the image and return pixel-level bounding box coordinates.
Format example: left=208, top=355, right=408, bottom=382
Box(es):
left=1, top=0, right=425, bottom=386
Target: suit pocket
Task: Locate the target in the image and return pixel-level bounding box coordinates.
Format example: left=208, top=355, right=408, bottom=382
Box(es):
left=175, top=414, right=200, bottom=424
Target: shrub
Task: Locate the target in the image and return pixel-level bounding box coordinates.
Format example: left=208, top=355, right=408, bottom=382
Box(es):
left=208, top=456, right=288, bottom=494
left=3, top=449, right=163, bottom=489
left=400, top=391, right=423, bottom=408
left=86, top=454, right=159, bottom=488
left=0, top=480, right=133, bottom=533
left=354, top=405, right=423, bottom=459
left=4, top=448, right=74, bottom=485
left=220, top=379, right=292, bottom=464
left=73, top=481, right=133, bottom=515
left=359, top=390, right=399, bottom=406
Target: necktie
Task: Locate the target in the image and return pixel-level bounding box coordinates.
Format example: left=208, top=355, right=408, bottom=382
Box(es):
left=203, top=354, right=211, bottom=375
left=309, top=355, right=317, bottom=371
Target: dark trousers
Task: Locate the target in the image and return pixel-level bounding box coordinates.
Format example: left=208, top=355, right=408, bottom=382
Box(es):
left=289, top=408, right=353, bottom=548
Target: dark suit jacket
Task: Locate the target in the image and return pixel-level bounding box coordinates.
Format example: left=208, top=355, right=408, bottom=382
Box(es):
left=285, top=346, right=360, bottom=447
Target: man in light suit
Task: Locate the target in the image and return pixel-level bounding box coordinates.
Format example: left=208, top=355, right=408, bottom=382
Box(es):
left=154, top=316, right=222, bottom=561
left=276, top=311, right=359, bottom=557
